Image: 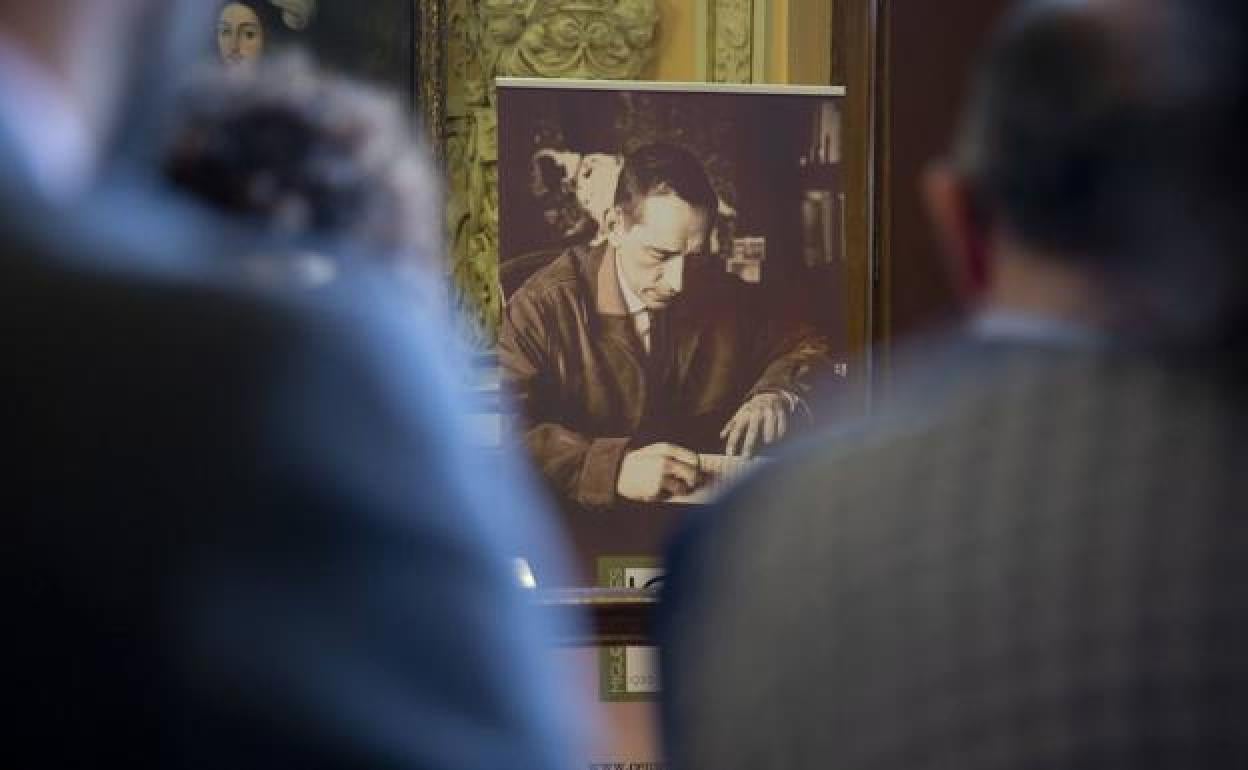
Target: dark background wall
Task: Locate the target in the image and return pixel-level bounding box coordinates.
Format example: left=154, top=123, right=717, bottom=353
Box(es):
left=879, top=0, right=1011, bottom=341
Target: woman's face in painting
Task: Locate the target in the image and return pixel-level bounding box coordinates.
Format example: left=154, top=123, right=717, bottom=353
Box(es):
left=218, top=3, right=265, bottom=68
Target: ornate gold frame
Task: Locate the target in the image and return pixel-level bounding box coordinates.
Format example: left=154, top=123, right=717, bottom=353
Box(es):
left=416, top=0, right=448, bottom=159
left=421, top=0, right=662, bottom=347
left=697, top=0, right=772, bottom=83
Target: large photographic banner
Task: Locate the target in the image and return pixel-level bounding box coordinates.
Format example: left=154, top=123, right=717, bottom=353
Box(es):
left=497, top=79, right=849, bottom=585
left=495, top=79, right=849, bottom=770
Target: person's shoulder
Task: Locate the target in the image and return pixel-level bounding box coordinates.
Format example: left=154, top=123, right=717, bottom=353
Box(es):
left=7, top=237, right=446, bottom=421
left=667, top=341, right=1248, bottom=592
left=663, top=342, right=1016, bottom=585
left=7, top=242, right=285, bottom=352
left=509, top=246, right=591, bottom=305
left=528, top=247, right=585, bottom=288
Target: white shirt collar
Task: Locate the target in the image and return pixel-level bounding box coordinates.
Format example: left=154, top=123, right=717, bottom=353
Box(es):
left=613, top=247, right=647, bottom=315
left=970, top=309, right=1107, bottom=350
left=0, top=29, right=96, bottom=201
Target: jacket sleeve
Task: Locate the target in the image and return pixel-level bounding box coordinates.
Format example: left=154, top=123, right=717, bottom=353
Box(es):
left=746, top=312, right=835, bottom=413
left=499, top=288, right=629, bottom=508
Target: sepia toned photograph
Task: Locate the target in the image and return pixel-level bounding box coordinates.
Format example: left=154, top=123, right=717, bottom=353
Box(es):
left=496, top=80, right=851, bottom=582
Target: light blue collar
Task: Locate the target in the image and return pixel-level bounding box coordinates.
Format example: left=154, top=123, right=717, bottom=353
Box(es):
left=969, top=310, right=1108, bottom=350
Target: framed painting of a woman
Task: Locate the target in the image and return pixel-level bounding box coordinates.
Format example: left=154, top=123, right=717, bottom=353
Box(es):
left=216, top=1, right=289, bottom=69
left=208, top=0, right=435, bottom=122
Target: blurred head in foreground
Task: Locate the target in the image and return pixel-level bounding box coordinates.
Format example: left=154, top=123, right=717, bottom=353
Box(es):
left=925, top=0, right=1248, bottom=351
left=165, top=52, right=442, bottom=294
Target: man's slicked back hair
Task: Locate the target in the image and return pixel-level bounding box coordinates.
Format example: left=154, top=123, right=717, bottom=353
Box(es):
left=613, top=143, right=719, bottom=225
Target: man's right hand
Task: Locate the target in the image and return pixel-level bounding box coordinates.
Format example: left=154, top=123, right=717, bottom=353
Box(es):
left=616, top=443, right=702, bottom=503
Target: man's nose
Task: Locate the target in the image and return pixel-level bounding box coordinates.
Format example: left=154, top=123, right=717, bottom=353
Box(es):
left=662, top=255, right=685, bottom=294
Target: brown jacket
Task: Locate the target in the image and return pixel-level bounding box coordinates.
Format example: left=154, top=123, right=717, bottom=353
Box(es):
left=499, top=243, right=832, bottom=510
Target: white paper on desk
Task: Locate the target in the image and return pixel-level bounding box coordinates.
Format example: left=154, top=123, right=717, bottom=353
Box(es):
left=665, top=486, right=719, bottom=505
left=665, top=453, right=766, bottom=505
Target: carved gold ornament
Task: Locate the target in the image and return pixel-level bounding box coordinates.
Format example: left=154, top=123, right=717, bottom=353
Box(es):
left=444, top=0, right=659, bottom=348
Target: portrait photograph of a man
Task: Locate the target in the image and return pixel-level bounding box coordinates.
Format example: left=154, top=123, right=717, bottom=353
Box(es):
left=496, top=81, right=851, bottom=580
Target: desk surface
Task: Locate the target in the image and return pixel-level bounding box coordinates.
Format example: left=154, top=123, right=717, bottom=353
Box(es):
left=535, top=588, right=659, bottom=647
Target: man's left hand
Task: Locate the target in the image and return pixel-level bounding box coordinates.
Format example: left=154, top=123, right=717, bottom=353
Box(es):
left=721, top=392, right=792, bottom=458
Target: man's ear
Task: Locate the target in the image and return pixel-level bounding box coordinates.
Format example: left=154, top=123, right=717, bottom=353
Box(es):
left=922, top=163, right=993, bottom=304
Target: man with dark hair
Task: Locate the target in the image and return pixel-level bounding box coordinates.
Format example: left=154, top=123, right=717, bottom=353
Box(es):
left=659, top=1, right=1248, bottom=767
left=928, top=0, right=1248, bottom=341
left=500, top=142, right=831, bottom=529
left=612, top=141, right=719, bottom=224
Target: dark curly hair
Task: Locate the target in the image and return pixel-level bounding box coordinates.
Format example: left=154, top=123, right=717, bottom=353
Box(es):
left=614, top=143, right=719, bottom=227
left=165, top=52, right=441, bottom=275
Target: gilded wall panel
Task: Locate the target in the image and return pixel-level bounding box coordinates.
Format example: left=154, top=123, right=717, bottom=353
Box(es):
left=698, top=0, right=769, bottom=84
left=445, top=0, right=659, bottom=346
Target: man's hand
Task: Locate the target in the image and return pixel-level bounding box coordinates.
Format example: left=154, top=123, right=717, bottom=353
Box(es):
left=617, top=443, right=703, bottom=503
left=721, top=392, right=792, bottom=458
